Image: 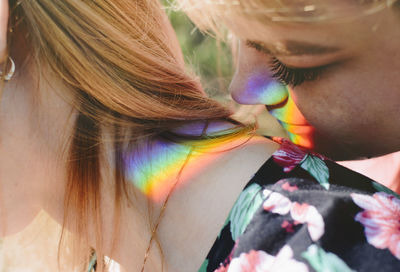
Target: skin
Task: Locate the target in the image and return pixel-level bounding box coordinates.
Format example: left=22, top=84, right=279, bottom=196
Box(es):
left=0, top=0, right=7, bottom=62
left=227, top=4, right=400, bottom=160
left=0, top=1, right=278, bottom=271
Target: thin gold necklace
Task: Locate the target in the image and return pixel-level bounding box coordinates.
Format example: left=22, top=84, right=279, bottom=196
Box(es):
left=141, top=148, right=193, bottom=272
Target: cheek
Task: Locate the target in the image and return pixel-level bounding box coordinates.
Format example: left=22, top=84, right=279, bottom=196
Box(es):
left=288, top=73, right=398, bottom=158
left=291, top=44, right=400, bottom=138
left=289, top=59, right=373, bottom=132
left=291, top=82, right=359, bottom=133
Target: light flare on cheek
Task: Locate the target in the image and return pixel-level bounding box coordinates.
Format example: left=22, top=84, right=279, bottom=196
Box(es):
left=279, top=121, right=315, bottom=149
left=268, top=89, right=307, bottom=125
left=244, top=73, right=315, bottom=148
left=270, top=90, right=316, bottom=149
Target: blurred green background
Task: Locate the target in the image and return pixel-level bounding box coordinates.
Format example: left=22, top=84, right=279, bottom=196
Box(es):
left=162, top=1, right=234, bottom=102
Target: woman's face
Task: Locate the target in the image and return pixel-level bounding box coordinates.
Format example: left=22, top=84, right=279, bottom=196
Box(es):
left=227, top=5, right=400, bottom=160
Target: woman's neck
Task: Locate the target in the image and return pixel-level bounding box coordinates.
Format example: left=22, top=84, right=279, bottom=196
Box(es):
left=0, top=59, right=76, bottom=236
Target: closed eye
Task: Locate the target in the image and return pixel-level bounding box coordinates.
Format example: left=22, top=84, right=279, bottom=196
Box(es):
left=245, top=41, right=325, bottom=87
left=270, top=57, right=323, bottom=87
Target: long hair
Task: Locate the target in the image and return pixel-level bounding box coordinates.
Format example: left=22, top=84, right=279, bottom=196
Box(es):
left=7, top=0, right=250, bottom=270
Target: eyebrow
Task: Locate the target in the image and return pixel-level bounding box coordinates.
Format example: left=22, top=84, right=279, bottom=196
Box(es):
left=246, top=40, right=341, bottom=56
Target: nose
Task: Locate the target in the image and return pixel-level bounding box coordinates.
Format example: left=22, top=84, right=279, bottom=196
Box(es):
left=229, top=41, right=315, bottom=148
left=230, top=70, right=315, bottom=148
left=229, top=70, right=289, bottom=105
left=229, top=41, right=289, bottom=105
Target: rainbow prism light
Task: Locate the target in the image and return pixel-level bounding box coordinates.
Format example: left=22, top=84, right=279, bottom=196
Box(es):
left=124, top=122, right=254, bottom=202
left=244, top=71, right=315, bottom=148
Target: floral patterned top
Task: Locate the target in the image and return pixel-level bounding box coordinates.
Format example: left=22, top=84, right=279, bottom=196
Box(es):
left=200, top=138, right=400, bottom=272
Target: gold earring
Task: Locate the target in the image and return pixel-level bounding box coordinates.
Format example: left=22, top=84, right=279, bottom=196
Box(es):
left=1, top=57, right=16, bottom=81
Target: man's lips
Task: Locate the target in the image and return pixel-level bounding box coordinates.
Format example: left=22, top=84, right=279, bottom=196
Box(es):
left=279, top=121, right=315, bottom=135
left=259, top=86, right=315, bottom=148
left=265, top=97, right=310, bottom=126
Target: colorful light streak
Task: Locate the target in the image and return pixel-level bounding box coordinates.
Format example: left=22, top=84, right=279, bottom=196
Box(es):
left=268, top=89, right=315, bottom=149
left=125, top=124, right=255, bottom=202
left=244, top=72, right=315, bottom=148
left=233, top=72, right=288, bottom=105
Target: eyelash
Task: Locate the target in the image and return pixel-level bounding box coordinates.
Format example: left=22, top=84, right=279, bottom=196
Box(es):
left=269, top=57, right=322, bottom=87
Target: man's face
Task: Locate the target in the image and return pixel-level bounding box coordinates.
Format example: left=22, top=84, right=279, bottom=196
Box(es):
left=227, top=5, right=400, bottom=160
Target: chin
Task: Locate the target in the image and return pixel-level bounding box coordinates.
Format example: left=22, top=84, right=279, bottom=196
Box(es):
left=313, top=141, right=397, bottom=161
left=313, top=146, right=366, bottom=161
left=302, top=132, right=392, bottom=161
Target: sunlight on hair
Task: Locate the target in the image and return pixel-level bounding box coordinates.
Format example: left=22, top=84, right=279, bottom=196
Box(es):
left=176, top=0, right=399, bottom=34
left=8, top=0, right=248, bottom=271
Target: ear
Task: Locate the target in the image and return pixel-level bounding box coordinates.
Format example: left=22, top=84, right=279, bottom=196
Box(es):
left=0, top=0, right=9, bottom=63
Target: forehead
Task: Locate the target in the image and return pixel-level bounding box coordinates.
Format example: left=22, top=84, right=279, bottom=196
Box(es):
left=200, top=0, right=393, bottom=20
left=188, top=0, right=396, bottom=42
left=224, top=7, right=388, bottom=51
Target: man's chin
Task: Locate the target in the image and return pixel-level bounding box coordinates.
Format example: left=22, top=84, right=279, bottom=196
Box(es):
left=308, top=136, right=393, bottom=161
left=308, top=144, right=364, bottom=161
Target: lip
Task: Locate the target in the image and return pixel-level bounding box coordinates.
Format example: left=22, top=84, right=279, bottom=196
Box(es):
left=278, top=120, right=316, bottom=149
left=265, top=98, right=315, bottom=149
left=266, top=97, right=310, bottom=126
left=278, top=120, right=315, bottom=135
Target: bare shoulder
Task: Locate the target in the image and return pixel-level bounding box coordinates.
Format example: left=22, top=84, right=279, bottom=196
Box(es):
left=157, top=136, right=279, bottom=271
left=174, top=135, right=279, bottom=205
left=108, top=136, right=280, bottom=271
left=199, top=135, right=279, bottom=186
left=221, top=135, right=279, bottom=171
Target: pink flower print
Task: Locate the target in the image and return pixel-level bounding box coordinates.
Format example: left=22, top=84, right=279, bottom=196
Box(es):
left=272, top=138, right=308, bottom=172
left=262, top=190, right=325, bottom=241
left=228, top=246, right=309, bottom=272
left=272, top=245, right=309, bottom=272
left=228, top=250, right=271, bottom=272
left=272, top=138, right=327, bottom=173
left=281, top=181, right=299, bottom=192
left=281, top=220, right=295, bottom=233
left=263, top=190, right=292, bottom=215
left=290, top=202, right=325, bottom=241
left=351, top=192, right=400, bottom=259
left=273, top=138, right=331, bottom=190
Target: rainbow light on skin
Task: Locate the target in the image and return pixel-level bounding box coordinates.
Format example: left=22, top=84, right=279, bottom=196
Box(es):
left=268, top=88, right=316, bottom=149
left=242, top=72, right=315, bottom=148
left=124, top=122, right=253, bottom=202
left=234, top=71, right=288, bottom=105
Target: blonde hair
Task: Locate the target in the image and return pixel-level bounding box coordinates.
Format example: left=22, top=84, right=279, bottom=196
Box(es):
left=176, top=0, right=399, bottom=36
left=8, top=0, right=250, bottom=270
